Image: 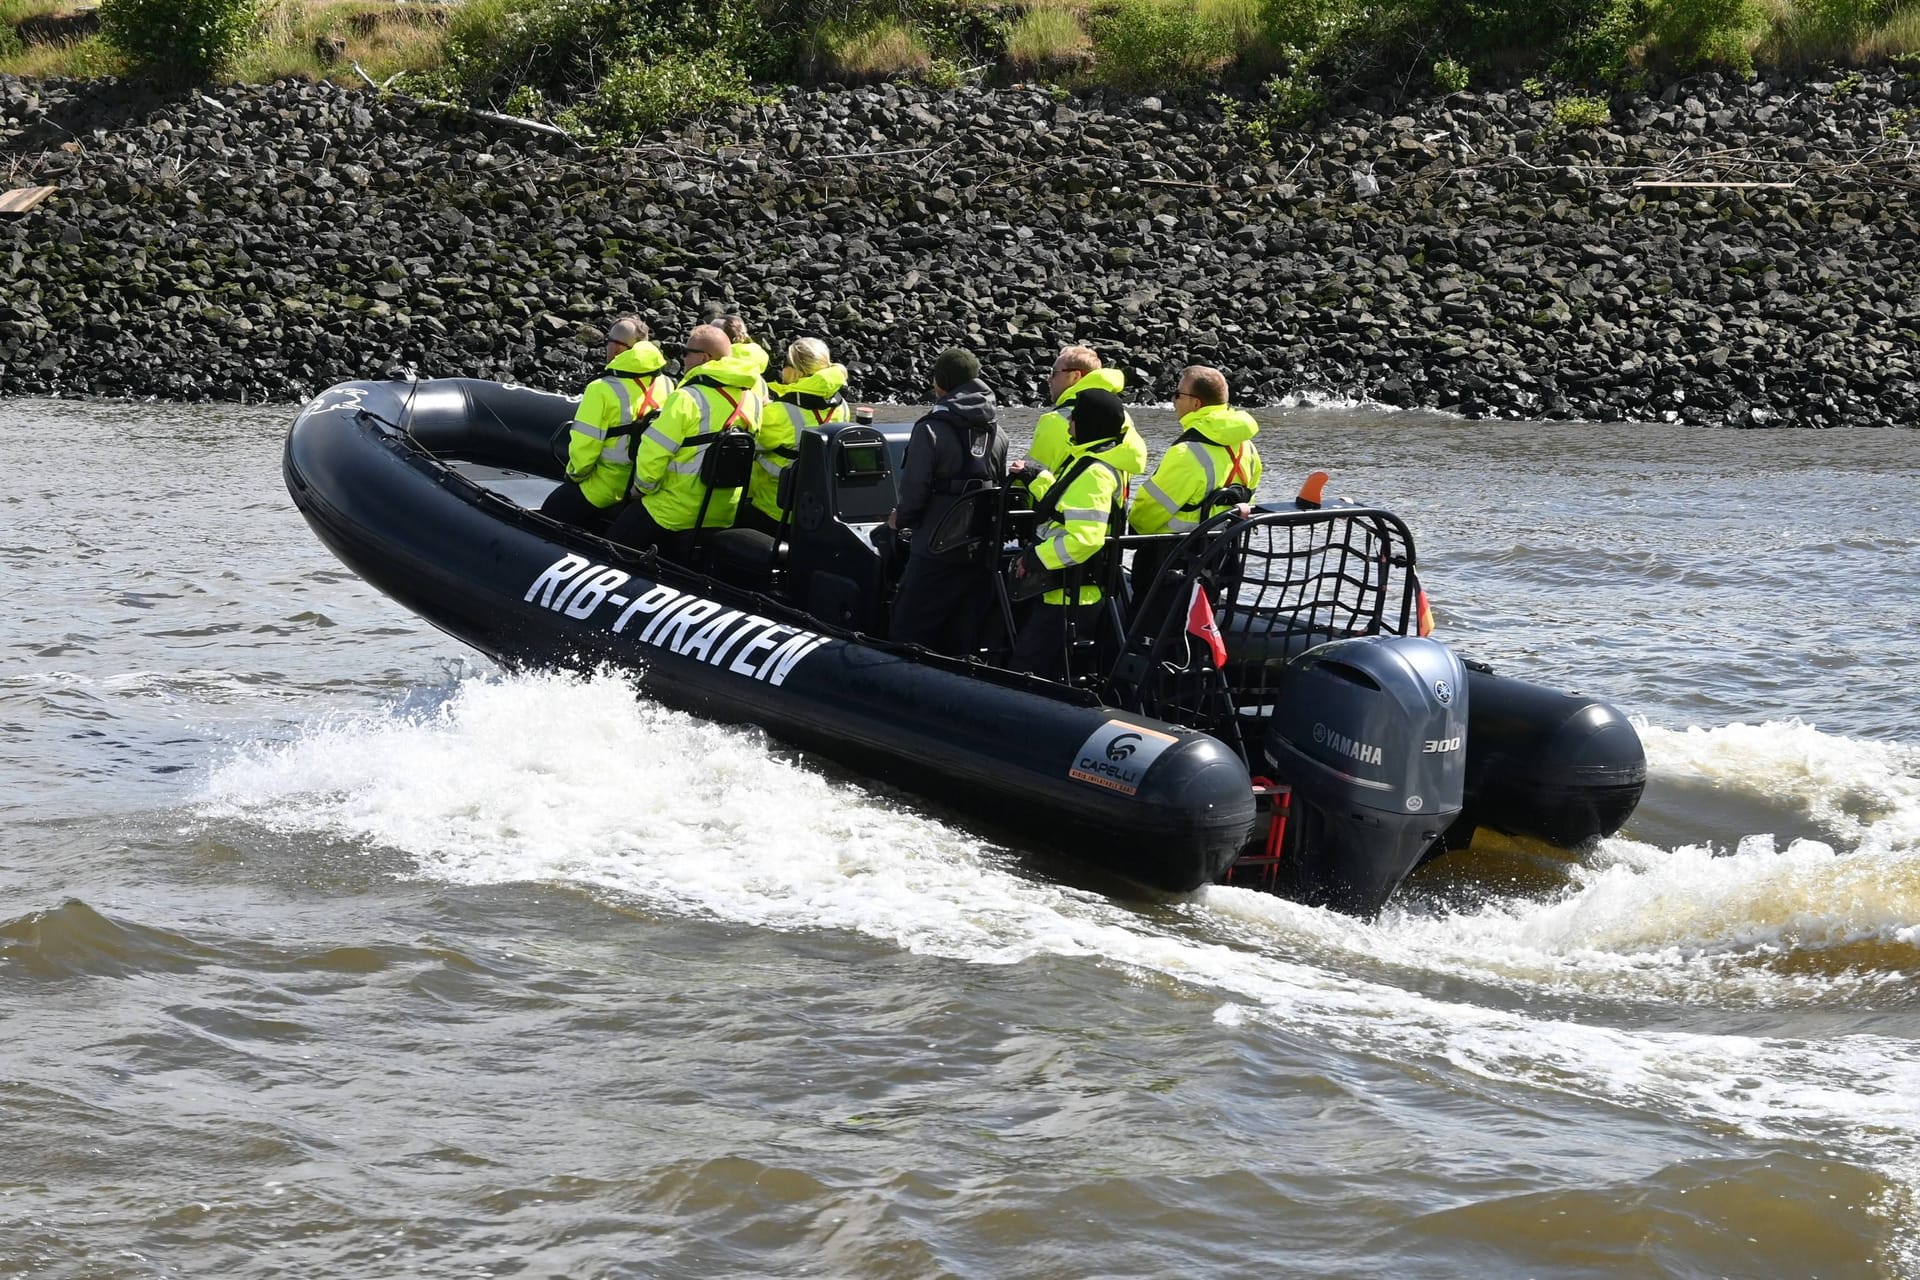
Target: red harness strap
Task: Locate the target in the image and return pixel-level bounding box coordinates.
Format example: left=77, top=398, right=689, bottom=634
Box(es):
left=713, top=386, right=751, bottom=429
left=1224, top=444, right=1249, bottom=489
left=636, top=377, right=662, bottom=417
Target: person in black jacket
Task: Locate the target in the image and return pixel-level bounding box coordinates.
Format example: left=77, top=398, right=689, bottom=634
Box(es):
left=887, top=348, right=1007, bottom=655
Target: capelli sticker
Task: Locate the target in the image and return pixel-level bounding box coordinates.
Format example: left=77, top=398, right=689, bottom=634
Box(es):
left=1068, top=720, right=1179, bottom=796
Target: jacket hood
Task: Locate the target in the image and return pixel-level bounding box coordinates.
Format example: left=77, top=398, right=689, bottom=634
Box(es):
left=734, top=339, right=772, bottom=377
left=686, top=349, right=767, bottom=389
left=1055, top=365, right=1126, bottom=406
left=1083, top=423, right=1148, bottom=474
left=607, top=341, right=667, bottom=376
left=1180, top=403, right=1260, bottom=445
left=936, top=378, right=997, bottom=430
left=772, top=363, right=848, bottom=399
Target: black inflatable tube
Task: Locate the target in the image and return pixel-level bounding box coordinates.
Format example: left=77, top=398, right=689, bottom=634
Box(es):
left=1449, top=666, right=1648, bottom=849
left=285, top=380, right=1257, bottom=893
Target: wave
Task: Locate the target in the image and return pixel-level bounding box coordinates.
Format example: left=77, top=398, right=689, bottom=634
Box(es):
left=194, top=671, right=1920, bottom=1236
left=1, top=899, right=216, bottom=980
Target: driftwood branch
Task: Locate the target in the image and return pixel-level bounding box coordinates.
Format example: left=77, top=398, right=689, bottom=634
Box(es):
left=352, top=62, right=579, bottom=147
left=1632, top=180, right=1796, bottom=189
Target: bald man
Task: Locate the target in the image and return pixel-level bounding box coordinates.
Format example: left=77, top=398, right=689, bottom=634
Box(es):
left=1129, top=365, right=1264, bottom=536
left=606, top=324, right=769, bottom=555
left=540, top=316, right=674, bottom=532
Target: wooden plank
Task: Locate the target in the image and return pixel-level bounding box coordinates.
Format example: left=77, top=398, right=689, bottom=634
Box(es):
left=0, top=186, right=57, bottom=216
left=1631, top=180, right=1795, bottom=190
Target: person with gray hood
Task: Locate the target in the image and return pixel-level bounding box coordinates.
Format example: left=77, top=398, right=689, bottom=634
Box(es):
left=887, top=347, right=1007, bottom=655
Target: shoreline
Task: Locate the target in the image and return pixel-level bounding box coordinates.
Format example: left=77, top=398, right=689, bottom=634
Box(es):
left=2, top=70, right=1915, bottom=425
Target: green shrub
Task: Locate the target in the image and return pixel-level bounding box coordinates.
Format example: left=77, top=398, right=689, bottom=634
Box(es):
left=1363, top=0, right=1649, bottom=86
left=502, top=84, right=549, bottom=119
left=1093, top=0, right=1239, bottom=86
left=1554, top=0, right=1646, bottom=79
left=1648, top=0, right=1767, bottom=73
left=1433, top=54, right=1470, bottom=89
left=0, top=23, right=20, bottom=59
left=1551, top=91, right=1610, bottom=123
left=1218, top=57, right=1330, bottom=154
left=920, top=54, right=964, bottom=87
left=1259, top=0, right=1367, bottom=53
left=444, top=0, right=784, bottom=108
left=100, top=0, right=258, bottom=81
left=1255, top=0, right=1499, bottom=110
left=441, top=0, right=630, bottom=102
left=1262, top=61, right=1327, bottom=124
left=557, top=48, right=761, bottom=143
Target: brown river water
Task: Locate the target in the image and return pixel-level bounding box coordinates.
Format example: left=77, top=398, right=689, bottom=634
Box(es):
left=3, top=396, right=1919, bottom=1277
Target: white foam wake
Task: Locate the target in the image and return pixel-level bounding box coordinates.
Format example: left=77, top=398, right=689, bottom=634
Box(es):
left=1643, top=718, right=1920, bottom=854
left=197, top=673, right=1920, bottom=1240
left=1202, top=720, right=1920, bottom=1007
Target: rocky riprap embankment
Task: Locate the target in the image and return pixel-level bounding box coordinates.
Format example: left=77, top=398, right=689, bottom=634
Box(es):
left=2, top=70, right=1917, bottom=423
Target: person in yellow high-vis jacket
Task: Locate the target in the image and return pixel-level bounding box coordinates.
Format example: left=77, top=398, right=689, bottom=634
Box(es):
left=1027, top=345, right=1148, bottom=477
left=718, top=313, right=772, bottom=385
left=737, top=337, right=851, bottom=537
left=1008, top=388, right=1145, bottom=679
left=1129, top=365, right=1264, bottom=537
left=539, top=317, right=673, bottom=533
left=606, top=325, right=768, bottom=555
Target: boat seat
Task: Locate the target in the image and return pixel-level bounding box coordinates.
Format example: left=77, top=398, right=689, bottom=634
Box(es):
left=686, top=430, right=759, bottom=570
left=707, top=527, right=782, bottom=592
left=1220, top=616, right=1351, bottom=668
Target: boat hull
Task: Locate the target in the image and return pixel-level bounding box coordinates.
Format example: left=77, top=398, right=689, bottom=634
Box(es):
left=284, top=380, right=1257, bottom=893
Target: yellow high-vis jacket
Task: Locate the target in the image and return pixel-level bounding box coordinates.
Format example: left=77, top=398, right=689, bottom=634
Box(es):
left=565, top=342, right=673, bottom=508
left=630, top=350, right=769, bottom=531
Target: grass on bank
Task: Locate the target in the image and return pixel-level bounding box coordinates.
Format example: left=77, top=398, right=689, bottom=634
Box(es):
left=809, top=17, right=932, bottom=81
left=1859, top=3, right=1920, bottom=57
left=230, top=0, right=445, bottom=83
left=0, top=0, right=448, bottom=82
left=1005, top=7, right=1091, bottom=73
left=0, top=0, right=72, bottom=21
left=5, top=0, right=1920, bottom=140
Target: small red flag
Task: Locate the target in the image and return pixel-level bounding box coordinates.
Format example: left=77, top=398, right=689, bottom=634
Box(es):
left=1416, top=587, right=1436, bottom=637
left=1187, top=581, right=1228, bottom=669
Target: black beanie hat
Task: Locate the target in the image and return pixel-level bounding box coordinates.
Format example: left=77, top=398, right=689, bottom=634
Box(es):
left=1069, top=387, right=1126, bottom=442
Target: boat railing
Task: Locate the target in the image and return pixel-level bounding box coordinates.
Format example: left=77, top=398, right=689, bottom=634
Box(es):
left=1104, top=505, right=1422, bottom=755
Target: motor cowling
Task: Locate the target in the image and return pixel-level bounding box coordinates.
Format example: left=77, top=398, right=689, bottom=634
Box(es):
left=1261, top=636, right=1469, bottom=915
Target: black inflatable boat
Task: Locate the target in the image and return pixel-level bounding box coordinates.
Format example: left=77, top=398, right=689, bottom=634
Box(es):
left=284, top=377, right=1646, bottom=915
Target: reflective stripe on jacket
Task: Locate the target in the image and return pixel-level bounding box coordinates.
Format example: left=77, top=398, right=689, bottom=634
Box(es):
left=1129, top=404, right=1264, bottom=535
left=1026, top=432, right=1138, bottom=605
left=748, top=363, right=851, bottom=523
left=567, top=342, right=672, bottom=508
left=631, top=350, right=769, bottom=531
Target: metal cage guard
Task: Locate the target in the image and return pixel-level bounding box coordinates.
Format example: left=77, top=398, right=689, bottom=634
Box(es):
left=1103, top=506, right=1423, bottom=762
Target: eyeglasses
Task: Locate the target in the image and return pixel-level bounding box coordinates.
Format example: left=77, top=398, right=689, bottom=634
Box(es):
left=1174, top=388, right=1198, bottom=401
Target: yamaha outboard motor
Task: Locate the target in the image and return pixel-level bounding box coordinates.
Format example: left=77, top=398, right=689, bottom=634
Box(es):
left=1263, top=636, right=1469, bottom=916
